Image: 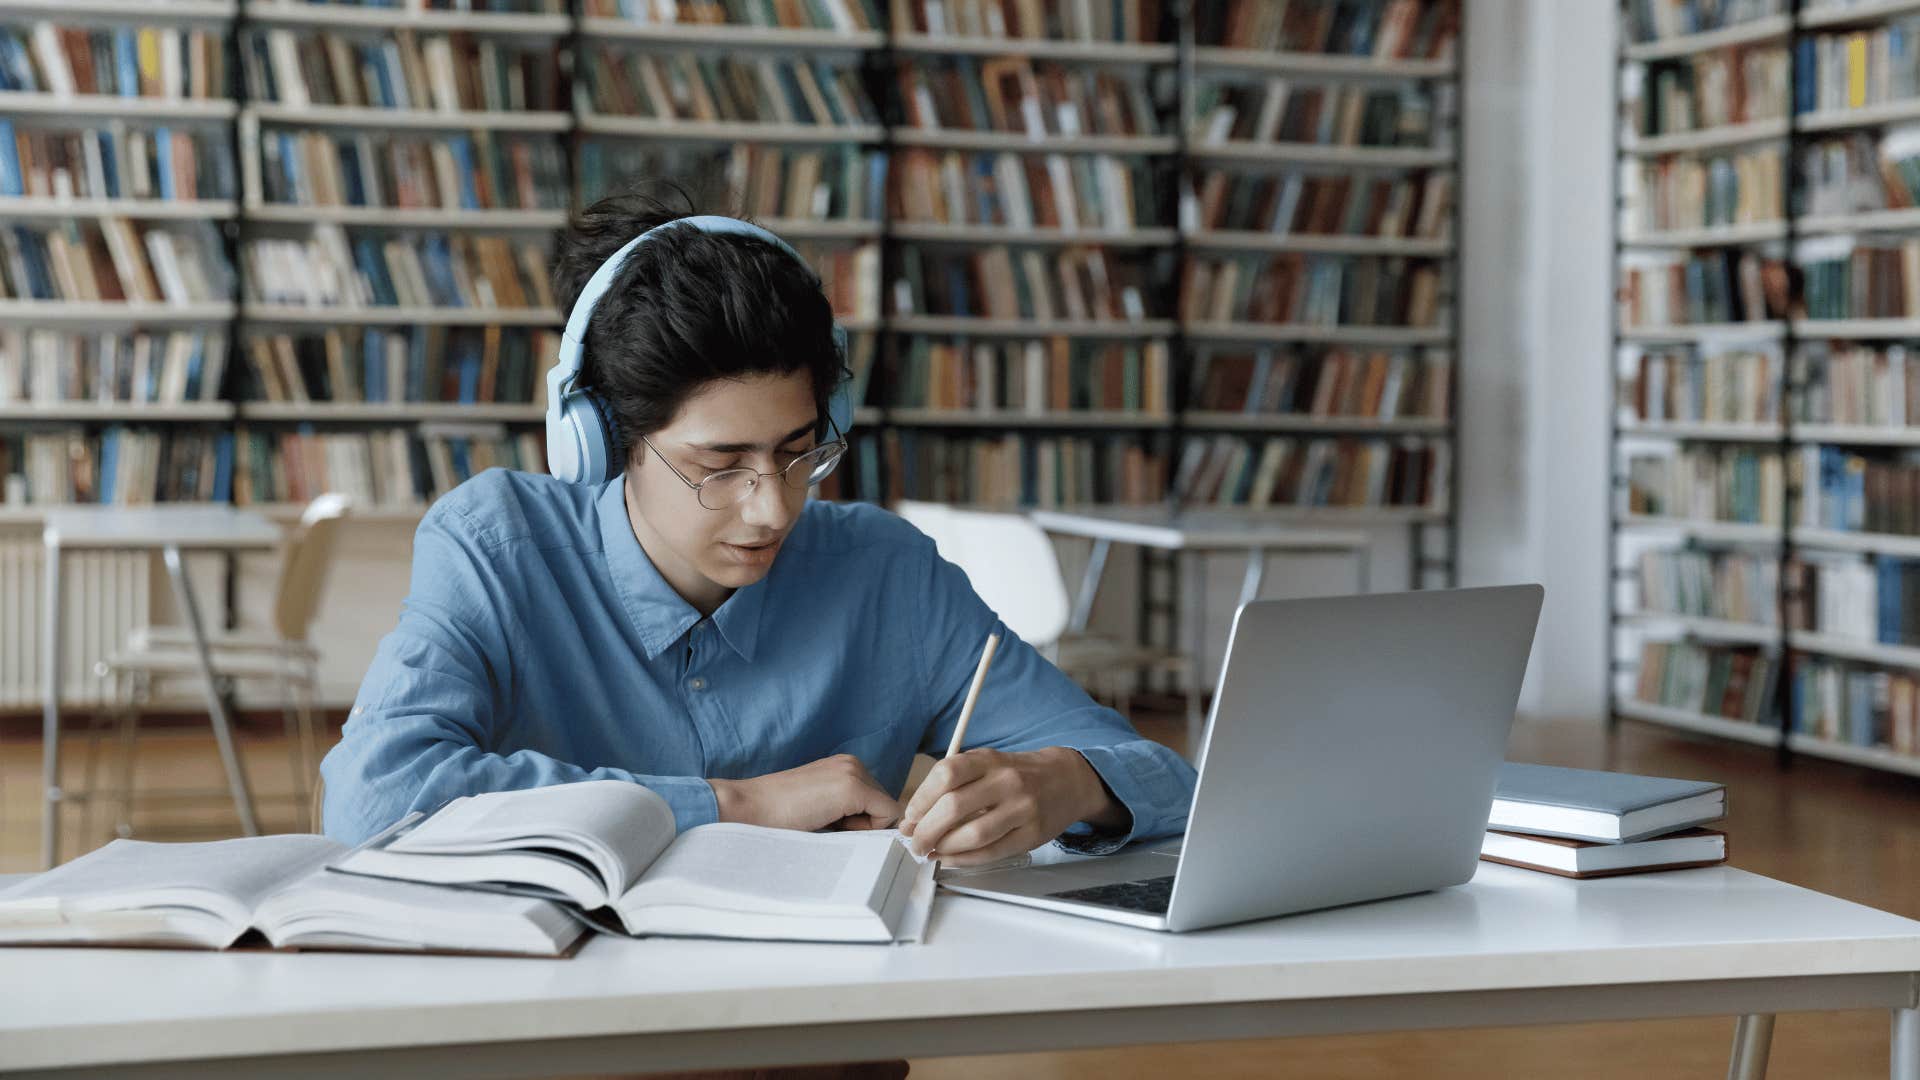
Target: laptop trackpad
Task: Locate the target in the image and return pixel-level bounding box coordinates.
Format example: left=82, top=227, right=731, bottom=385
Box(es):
left=949, top=848, right=1179, bottom=898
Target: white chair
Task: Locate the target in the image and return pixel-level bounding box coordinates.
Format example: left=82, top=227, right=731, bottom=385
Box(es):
left=893, top=501, right=1183, bottom=714
left=84, top=494, right=353, bottom=839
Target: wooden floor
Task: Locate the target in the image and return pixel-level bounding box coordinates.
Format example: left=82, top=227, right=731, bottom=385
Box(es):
left=3, top=711, right=1917, bottom=1078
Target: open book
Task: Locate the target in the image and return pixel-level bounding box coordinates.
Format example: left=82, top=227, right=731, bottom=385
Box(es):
left=0, top=835, right=582, bottom=956
left=334, top=780, right=936, bottom=944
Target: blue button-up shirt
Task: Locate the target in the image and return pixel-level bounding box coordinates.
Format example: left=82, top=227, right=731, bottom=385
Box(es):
left=321, top=469, right=1197, bottom=850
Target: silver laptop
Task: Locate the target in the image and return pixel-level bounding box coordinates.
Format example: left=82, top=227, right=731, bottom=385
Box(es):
left=943, top=585, right=1544, bottom=932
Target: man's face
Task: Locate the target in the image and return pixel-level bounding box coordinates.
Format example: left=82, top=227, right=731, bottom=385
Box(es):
left=623, top=370, right=819, bottom=609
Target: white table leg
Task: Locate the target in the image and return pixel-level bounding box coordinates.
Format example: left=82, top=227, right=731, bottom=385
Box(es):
left=1237, top=547, right=1266, bottom=610
left=162, top=545, right=259, bottom=836
left=1068, top=538, right=1111, bottom=634
left=1185, top=550, right=1206, bottom=756
left=1896, top=1007, right=1919, bottom=1080
left=1356, top=546, right=1372, bottom=593
left=1727, top=1013, right=1775, bottom=1080
left=40, top=540, right=64, bottom=870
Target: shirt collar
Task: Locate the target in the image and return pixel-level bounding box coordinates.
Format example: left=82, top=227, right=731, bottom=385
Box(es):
left=596, top=476, right=767, bottom=663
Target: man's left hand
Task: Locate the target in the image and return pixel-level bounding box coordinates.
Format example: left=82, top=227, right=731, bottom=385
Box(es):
left=899, top=747, right=1129, bottom=866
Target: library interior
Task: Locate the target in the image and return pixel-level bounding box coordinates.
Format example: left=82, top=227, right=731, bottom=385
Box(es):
left=3, top=1, right=1920, bottom=1078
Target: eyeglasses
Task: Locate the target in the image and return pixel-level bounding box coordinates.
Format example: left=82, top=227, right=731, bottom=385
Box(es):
left=639, top=415, right=848, bottom=511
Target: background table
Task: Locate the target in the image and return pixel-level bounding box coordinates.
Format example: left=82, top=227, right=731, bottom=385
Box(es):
left=41, top=506, right=283, bottom=869
left=1030, top=506, right=1371, bottom=746
left=3, top=864, right=1915, bottom=1078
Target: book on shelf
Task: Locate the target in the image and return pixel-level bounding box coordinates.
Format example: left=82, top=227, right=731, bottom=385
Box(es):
left=1795, top=342, right=1920, bottom=429
left=1179, top=253, right=1445, bottom=329
left=895, top=56, right=1158, bottom=138
left=241, top=225, right=554, bottom=313
left=1624, top=445, right=1783, bottom=524
left=1796, top=17, right=1920, bottom=115
left=893, top=148, right=1153, bottom=233
left=0, top=122, right=236, bottom=204
left=581, top=48, right=877, bottom=128
left=0, top=23, right=228, bottom=99
left=0, top=218, right=231, bottom=305
left=1800, top=126, right=1920, bottom=219
left=1490, top=763, right=1727, bottom=845
left=1184, top=168, right=1452, bottom=241
left=1791, top=656, right=1920, bottom=755
left=1636, top=547, right=1778, bottom=625
left=1187, top=346, right=1450, bottom=421
left=1481, top=828, right=1728, bottom=879
left=0, top=835, right=585, bottom=957
left=256, top=127, right=568, bottom=213
left=1620, top=343, right=1780, bottom=424
left=233, top=424, right=545, bottom=508
left=893, top=0, right=1160, bottom=41
left=1171, top=432, right=1447, bottom=510
left=1793, top=443, right=1920, bottom=536
left=0, top=329, right=228, bottom=406
left=1623, top=0, right=1782, bottom=46
left=0, top=426, right=234, bottom=507
left=1624, top=39, right=1788, bottom=139
left=1632, top=639, right=1780, bottom=726
left=1787, top=552, right=1920, bottom=647
left=241, top=326, right=557, bottom=407
left=332, top=780, right=933, bottom=944
left=578, top=142, right=887, bottom=223
left=239, top=27, right=562, bottom=113
left=418, top=0, right=567, bottom=11
left=871, top=428, right=1166, bottom=506
left=1193, top=0, right=1458, bottom=60
left=587, top=0, right=883, bottom=30
left=892, top=243, right=1154, bottom=323
left=891, top=335, right=1169, bottom=414
left=1624, top=145, right=1782, bottom=235
left=1616, top=249, right=1788, bottom=328
left=1188, top=79, right=1436, bottom=150
left=1797, top=234, right=1920, bottom=319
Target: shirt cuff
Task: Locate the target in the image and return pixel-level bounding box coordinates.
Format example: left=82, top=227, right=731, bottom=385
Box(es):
left=1053, top=742, right=1189, bottom=856
left=649, top=776, right=721, bottom=833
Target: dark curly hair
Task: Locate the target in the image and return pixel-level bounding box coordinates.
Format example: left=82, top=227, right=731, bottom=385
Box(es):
left=550, top=182, right=845, bottom=464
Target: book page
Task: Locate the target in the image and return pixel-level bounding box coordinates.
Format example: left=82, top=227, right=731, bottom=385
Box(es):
left=0, top=836, right=342, bottom=943
left=620, top=824, right=901, bottom=917
left=386, top=780, right=676, bottom=896
left=256, top=866, right=582, bottom=956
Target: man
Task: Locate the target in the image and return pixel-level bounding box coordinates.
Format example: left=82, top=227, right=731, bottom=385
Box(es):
left=321, top=190, right=1197, bottom=875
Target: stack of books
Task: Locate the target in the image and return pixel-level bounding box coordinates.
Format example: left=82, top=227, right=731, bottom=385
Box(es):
left=1480, top=763, right=1729, bottom=879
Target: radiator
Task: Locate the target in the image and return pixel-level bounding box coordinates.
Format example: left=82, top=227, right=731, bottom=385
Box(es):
left=0, top=540, right=149, bottom=710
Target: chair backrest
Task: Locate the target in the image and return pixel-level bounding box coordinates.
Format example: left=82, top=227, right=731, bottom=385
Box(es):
left=273, top=493, right=353, bottom=641
left=894, top=502, right=1071, bottom=648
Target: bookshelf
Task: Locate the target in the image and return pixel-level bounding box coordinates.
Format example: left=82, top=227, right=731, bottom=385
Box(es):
left=1, top=0, right=1465, bottom=591
left=1610, top=0, right=1920, bottom=776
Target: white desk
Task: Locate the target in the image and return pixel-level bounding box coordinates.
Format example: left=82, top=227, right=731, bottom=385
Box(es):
left=41, top=506, right=284, bottom=869
left=1030, top=506, right=1372, bottom=743
left=2, top=864, right=1915, bottom=1078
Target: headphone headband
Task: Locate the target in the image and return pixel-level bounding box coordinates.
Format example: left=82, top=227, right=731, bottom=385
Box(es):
left=544, top=215, right=851, bottom=486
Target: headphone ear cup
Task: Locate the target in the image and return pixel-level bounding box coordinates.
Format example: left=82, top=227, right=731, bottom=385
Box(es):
left=580, top=389, right=618, bottom=482
left=828, top=321, right=855, bottom=433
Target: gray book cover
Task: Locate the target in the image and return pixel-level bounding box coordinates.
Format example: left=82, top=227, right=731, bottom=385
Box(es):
left=1494, top=763, right=1724, bottom=814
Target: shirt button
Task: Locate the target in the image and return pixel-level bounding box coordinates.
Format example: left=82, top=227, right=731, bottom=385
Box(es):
left=689, top=677, right=707, bottom=691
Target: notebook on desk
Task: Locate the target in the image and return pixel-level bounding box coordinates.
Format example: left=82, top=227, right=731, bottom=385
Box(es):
left=943, top=586, right=1545, bottom=932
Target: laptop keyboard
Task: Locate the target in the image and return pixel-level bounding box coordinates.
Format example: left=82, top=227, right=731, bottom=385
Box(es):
left=1047, top=875, right=1174, bottom=915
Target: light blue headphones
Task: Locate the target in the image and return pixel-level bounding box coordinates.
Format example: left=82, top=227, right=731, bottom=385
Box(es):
left=545, top=214, right=854, bottom=485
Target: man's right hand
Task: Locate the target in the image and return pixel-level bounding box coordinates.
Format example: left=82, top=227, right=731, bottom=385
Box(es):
left=708, top=754, right=903, bottom=832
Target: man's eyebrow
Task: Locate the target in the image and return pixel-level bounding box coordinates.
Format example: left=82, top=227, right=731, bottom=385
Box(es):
left=688, top=420, right=817, bottom=454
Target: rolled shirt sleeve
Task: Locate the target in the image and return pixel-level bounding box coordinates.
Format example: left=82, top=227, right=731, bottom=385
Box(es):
left=908, top=531, right=1198, bottom=853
